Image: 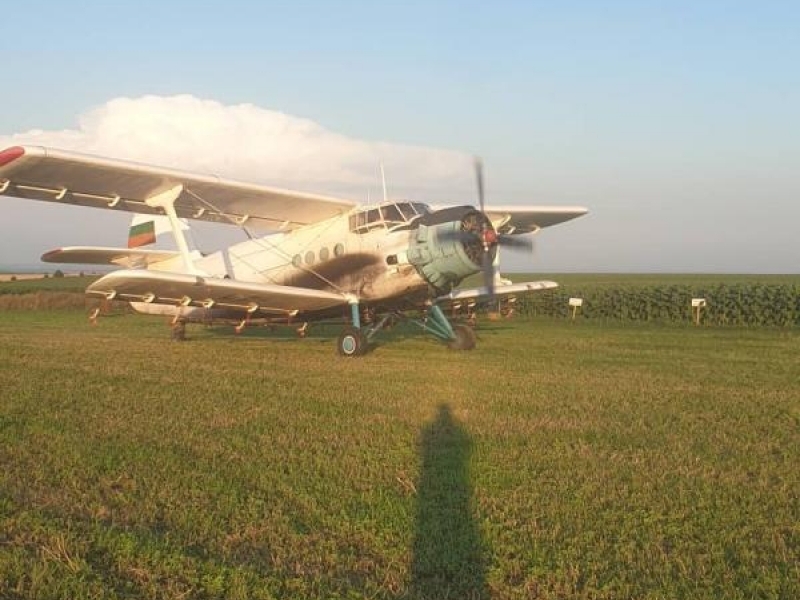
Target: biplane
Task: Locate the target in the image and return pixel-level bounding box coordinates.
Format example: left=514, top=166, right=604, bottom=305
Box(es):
left=0, top=145, right=587, bottom=355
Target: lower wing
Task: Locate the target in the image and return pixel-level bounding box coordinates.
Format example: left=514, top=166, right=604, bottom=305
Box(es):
left=88, top=270, right=350, bottom=316
left=434, top=280, right=557, bottom=310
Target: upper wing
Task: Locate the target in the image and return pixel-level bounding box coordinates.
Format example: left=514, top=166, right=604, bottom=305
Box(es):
left=87, top=270, right=349, bottom=315
left=485, top=206, right=588, bottom=234
left=42, top=246, right=180, bottom=268
left=0, top=145, right=356, bottom=230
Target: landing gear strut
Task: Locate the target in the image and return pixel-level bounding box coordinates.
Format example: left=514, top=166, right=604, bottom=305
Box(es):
left=408, top=304, right=477, bottom=351
left=335, top=300, right=477, bottom=356
left=337, top=300, right=367, bottom=357
left=336, top=301, right=396, bottom=357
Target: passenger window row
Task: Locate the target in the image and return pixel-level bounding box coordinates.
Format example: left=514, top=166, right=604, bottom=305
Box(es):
left=291, top=243, right=345, bottom=267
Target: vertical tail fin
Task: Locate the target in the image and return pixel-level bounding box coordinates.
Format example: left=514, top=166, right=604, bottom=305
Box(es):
left=128, top=218, right=157, bottom=248
left=127, top=214, right=202, bottom=274
left=128, top=214, right=192, bottom=249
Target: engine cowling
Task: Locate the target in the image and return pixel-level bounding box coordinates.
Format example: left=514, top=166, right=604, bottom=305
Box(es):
left=406, top=206, right=497, bottom=293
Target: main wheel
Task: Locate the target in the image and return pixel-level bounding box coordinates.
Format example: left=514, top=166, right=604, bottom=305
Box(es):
left=447, top=324, right=476, bottom=350
left=337, top=327, right=367, bottom=357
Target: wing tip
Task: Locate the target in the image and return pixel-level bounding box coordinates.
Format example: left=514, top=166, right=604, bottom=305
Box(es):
left=0, top=146, right=25, bottom=167
left=40, top=248, right=64, bottom=263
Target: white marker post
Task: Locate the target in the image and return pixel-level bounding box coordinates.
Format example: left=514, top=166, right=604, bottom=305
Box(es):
left=568, top=297, right=583, bottom=320
left=691, top=298, right=707, bottom=325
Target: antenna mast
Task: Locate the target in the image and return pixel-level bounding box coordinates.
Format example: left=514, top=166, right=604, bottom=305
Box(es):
left=380, top=162, right=388, bottom=202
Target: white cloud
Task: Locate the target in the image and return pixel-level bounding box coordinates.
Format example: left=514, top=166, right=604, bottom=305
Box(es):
left=0, top=94, right=472, bottom=197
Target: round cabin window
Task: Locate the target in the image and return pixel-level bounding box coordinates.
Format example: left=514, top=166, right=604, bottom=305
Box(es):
left=334, top=243, right=345, bottom=257
left=319, top=247, right=330, bottom=261
left=305, top=251, right=315, bottom=265
left=292, top=254, right=302, bottom=267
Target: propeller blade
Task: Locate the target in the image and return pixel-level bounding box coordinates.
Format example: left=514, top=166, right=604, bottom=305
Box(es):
left=482, top=249, right=495, bottom=299
left=441, top=230, right=533, bottom=251
left=437, top=230, right=480, bottom=244
left=497, top=234, right=534, bottom=251
left=474, top=157, right=485, bottom=214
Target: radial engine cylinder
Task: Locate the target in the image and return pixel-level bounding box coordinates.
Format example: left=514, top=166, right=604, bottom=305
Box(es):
left=406, top=206, right=496, bottom=293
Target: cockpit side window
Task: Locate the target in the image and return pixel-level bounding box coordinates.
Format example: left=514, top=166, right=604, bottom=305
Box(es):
left=381, top=204, right=404, bottom=224
left=349, top=202, right=431, bottom=233
left=349, top=207, right=386, bottom=233
left=396, top=202, right=417, bottom=220
left=412, top=202, right=430, bottom=215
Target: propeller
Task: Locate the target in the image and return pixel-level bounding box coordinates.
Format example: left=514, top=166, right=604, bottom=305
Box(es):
left=441, top=158, right=534, bottom=299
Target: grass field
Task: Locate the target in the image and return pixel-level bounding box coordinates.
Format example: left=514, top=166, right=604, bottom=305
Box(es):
left=0, top=276, right=99, bottom=295
left=0, top=305, right=799, bottom=598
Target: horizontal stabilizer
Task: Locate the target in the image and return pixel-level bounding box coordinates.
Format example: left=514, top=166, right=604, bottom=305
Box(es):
left=87, top=270, right=350, bottom=315
left=42, top=246, right=180, bottom=267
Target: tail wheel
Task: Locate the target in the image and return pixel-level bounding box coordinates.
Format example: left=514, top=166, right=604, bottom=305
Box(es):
left=337, top=327, right=367, bottom=357
left=448, top=324, right=476, bottom=351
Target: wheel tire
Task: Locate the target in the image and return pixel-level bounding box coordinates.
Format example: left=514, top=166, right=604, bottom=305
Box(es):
left=448, top=324, right=476, bottom=351
left=337, top=328, right=366, bottom=357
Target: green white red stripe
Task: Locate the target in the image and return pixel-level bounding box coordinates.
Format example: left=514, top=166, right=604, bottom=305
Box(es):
left=128, top=220, right=156, bottom=248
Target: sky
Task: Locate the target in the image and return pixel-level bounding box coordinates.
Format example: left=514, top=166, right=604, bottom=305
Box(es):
left=1, top=0, right=798, bottom=272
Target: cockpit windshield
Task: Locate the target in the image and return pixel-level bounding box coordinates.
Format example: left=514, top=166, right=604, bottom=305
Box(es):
left=349, top=201, right=430, bottom=233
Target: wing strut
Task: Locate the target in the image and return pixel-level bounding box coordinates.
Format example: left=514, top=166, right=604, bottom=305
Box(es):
left=144, top=184, right=194, bottom=273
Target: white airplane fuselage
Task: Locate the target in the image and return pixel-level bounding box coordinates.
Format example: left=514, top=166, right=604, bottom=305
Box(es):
left=224, top=215, right=427, bottom=302
left=134, top=201, right=492, bottom=319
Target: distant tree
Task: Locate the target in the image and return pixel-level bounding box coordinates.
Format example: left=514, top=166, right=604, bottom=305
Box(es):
left=43, top=273, right=49, bottom=279
left=9, top=275, right=16, bottom=282
left=53, top=270, right=65, bottom=278
left=79, top=271, right=85, bottom=277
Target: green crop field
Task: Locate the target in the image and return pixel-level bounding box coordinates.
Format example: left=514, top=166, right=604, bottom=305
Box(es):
left=0, top=307, right=797, bottom=599
left=505, top=274, right=800, bottom=327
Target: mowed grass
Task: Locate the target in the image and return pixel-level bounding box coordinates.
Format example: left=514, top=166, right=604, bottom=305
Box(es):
left=0, top=310, right=798, bottom=599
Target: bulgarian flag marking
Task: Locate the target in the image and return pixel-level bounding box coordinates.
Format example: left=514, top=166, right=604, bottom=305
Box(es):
left=128, top=220, right=156, bottom=248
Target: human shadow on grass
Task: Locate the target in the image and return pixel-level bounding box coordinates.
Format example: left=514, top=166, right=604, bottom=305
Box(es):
left=410, top=404, right=488, bottom=600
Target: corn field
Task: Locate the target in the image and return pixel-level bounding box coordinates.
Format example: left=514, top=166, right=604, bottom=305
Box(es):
left=518, top=283, right=800, bottom=326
